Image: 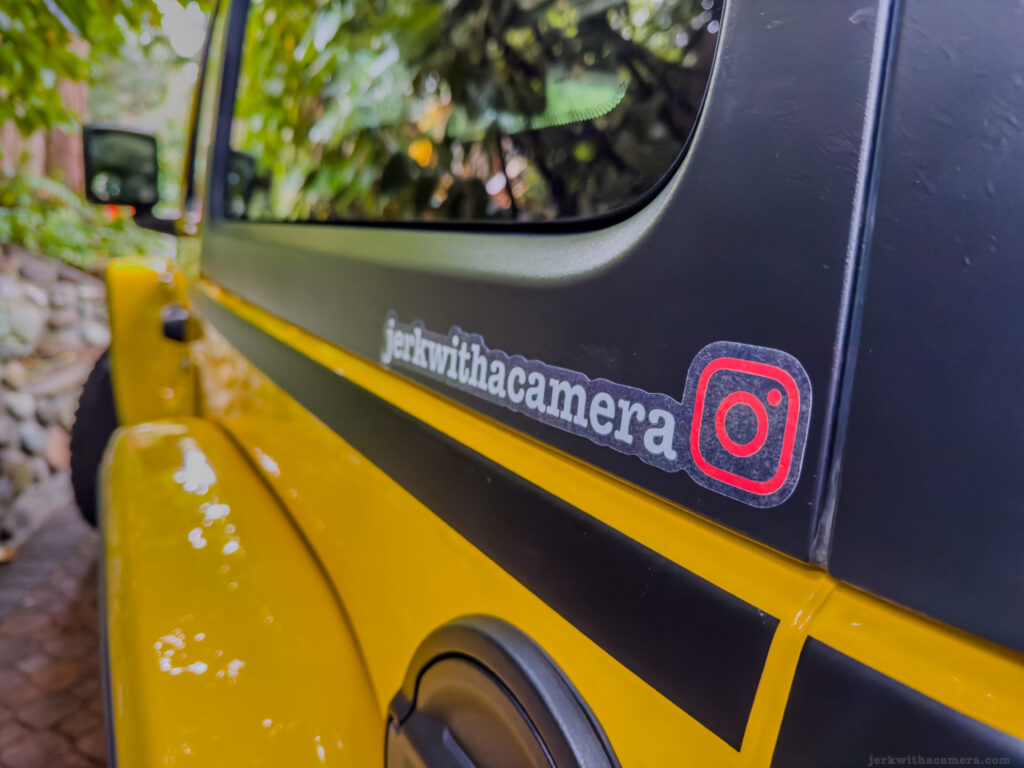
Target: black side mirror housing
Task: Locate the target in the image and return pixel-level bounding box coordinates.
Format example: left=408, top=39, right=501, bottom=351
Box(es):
left=82, top=125, right=176, bottom=235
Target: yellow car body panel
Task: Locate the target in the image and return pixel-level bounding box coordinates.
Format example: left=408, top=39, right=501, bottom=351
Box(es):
left=106, top=258, right=196, bottom=425
left=101, top=417, right=381, bottom=767
left=183, top=280, right=1024, bottom=766
left=190, top=301, right=754, bottom=767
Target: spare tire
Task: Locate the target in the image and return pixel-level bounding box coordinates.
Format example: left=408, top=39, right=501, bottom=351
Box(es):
left=70, top=350, right=118, bottom=527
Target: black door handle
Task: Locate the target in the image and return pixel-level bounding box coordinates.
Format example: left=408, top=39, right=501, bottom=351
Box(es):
left=160, top=303, right=198, bottom=342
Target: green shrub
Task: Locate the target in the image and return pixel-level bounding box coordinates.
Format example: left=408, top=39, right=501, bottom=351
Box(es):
left=0, top=170, right=172, bottom=271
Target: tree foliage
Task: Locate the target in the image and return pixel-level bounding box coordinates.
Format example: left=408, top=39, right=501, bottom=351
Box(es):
left=230, top=0, right=721, bottom=223
left=0, top=0, right=161, bottom=139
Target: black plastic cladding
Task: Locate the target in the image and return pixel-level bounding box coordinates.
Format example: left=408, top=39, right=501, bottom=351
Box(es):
left=203, top=0, right=886, bottom=561
left=830, top=0, right=1024, bottom=652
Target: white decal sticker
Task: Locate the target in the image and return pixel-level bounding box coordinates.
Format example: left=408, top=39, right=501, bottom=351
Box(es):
left=381, top=314, right=812, bottom=508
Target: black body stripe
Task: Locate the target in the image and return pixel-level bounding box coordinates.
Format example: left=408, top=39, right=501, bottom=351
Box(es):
left=196, top=293, right=778, bottom=750
left=771, top=638, right=1024, bottom=767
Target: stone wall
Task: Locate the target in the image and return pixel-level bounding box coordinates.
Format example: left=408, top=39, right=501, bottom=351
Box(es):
left=0, top=246, right=110, bottom=556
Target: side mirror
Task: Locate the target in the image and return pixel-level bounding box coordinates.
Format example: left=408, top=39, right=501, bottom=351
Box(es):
left=82, top=125, right=175, bottom=235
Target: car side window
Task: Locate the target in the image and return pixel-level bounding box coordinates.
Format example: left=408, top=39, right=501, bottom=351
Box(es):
left=222, top=0, right=722, bottom=225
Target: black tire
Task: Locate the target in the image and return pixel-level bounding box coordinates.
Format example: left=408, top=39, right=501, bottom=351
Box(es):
left=70, top=350, right=118, bottom=527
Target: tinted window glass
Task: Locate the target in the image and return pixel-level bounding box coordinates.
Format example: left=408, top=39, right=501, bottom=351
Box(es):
left=226, top=0, right=721, bottom=224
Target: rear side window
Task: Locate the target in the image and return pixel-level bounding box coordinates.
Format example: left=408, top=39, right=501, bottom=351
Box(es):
left=224, top=0, right=722, bottom=225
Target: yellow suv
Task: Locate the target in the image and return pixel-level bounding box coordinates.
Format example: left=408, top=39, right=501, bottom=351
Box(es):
left=74, top=0, right=1024, bottom=765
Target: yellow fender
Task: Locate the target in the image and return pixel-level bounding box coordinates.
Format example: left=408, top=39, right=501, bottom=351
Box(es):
left=100, top=417, right=381, bottom=766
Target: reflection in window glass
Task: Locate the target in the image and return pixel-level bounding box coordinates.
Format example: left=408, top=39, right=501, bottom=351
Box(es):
left=226, top=0, right=722, bottom=224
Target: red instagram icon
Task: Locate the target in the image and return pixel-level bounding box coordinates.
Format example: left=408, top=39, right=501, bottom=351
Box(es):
left=681, top=342, right=812, bottom=507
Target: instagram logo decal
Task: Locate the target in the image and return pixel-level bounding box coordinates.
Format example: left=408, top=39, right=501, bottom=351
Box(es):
left=680, top=342, right=812, bottom=508
left=382, top=315, right=812, bottom=507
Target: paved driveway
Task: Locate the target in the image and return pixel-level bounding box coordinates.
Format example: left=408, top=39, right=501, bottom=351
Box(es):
left=0, top=480, right=106, bottom=768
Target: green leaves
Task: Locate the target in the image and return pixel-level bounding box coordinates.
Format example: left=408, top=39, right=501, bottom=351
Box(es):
left=230, top=0, right=719, bottom=222
left=0, top=0, right=162, bottom=144
left=0, top=170, right=170, bottom=269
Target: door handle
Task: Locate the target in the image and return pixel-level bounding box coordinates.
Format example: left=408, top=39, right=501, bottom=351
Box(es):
left=160, top=303, right=201, bottom=342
